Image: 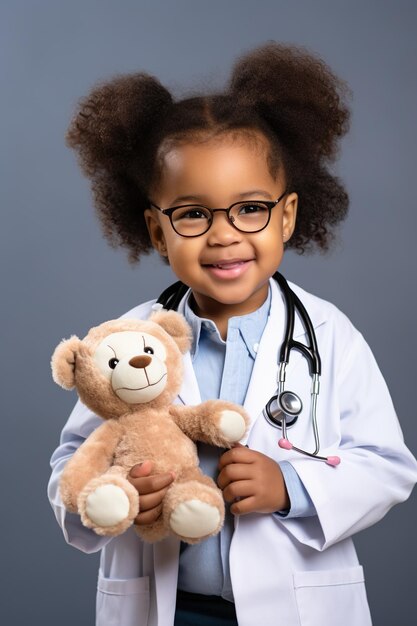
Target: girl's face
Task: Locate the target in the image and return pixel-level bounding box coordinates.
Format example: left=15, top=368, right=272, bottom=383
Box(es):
left=145, top=132, right=297, bottom=320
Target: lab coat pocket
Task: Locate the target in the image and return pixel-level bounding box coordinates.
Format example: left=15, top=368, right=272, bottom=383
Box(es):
left=96, top=569, right=150, bottom=626
left=293, top=566, right=372, bottom=626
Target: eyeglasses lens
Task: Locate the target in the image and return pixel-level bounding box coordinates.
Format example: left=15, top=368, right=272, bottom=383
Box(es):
left=171, top=202, right=271, bottom=236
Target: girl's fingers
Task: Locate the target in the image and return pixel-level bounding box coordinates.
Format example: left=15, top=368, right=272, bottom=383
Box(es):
left=217, top=463, right=253, bottom=489
left=129, top=460, right=153, bottom=478
left=218, top=446, right=254, bottom=469
left=128, top=470, right=175, bottom=495
left=127, top=462, right=175, bottom=525
left=137, top=486, right=171, bottom=512
left=230, top=495, right=257, bottom=516
left=218, top=449, right=289, bottom=513
left=134, top=503, right=163, bottom=526
left=222, top=479, right=253, bottom=503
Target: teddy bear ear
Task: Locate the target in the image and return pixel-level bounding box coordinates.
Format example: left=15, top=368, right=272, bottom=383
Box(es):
left=150, top=310, right=192, bottom=354
left=51, top=336, right=82, bottom=390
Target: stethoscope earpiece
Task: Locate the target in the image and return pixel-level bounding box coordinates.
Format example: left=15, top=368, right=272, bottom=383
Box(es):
left=277, top=437, right=341, bottom=466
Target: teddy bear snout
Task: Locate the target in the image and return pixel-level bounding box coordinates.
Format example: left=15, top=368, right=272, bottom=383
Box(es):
left=129, top=355, right=152, bottom=369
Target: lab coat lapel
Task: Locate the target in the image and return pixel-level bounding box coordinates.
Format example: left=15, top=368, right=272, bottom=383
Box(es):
left=153, top=537, right=180, bottom=626
left=177, top=351, right=202, bottom=406
left=175, top=291, right=202, bottom=407
left=243, top=280, right=285, bottom=439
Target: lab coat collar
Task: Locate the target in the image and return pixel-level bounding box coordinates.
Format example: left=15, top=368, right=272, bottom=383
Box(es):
left=287, top=278, right=328, bottom=339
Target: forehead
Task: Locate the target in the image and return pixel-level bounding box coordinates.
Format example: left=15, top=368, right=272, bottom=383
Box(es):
left=152, top=131, right=281, bottom=201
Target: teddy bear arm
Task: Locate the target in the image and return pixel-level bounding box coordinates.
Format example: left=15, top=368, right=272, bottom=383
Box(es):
left=60, top=420, right=123, bottom=511
left=169, top=400, right=249, bottom=447
left=169, top=405, right=206, bottom=441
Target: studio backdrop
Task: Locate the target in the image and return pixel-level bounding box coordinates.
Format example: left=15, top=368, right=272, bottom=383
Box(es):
left=1, top=1, right=416, bottom=625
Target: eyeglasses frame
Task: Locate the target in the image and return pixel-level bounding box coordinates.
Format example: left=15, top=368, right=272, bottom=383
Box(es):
left=148, top=190, right=288, bottom=238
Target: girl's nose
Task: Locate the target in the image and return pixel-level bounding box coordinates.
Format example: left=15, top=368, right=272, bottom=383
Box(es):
left=129, top=355, right=152, bottom=369
left=206, top=212, right=243, bottom=246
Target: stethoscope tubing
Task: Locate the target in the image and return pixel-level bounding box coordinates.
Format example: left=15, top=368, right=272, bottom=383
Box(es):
left=273, top=272, right=321, bottom=376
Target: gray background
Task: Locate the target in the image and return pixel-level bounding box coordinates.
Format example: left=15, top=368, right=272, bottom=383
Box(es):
left=1, top=1, right=416, bottom=624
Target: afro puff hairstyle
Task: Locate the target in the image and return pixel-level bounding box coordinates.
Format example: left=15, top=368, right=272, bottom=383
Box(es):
left=66, top=43, right=351, bottom=262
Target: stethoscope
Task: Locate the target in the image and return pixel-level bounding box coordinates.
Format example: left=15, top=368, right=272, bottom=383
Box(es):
left=156, top=272, right=340, bottom=467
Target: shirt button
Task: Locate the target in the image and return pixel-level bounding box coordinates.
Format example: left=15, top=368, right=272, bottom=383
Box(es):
left=253, top=343, right=259, bottom=353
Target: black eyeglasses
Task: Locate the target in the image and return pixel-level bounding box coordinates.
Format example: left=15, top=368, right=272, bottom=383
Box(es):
left=149, top=190, right=287, bottom=237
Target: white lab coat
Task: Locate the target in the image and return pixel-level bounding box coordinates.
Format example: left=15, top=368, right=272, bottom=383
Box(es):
left=48, top=278, right=417, bottom=626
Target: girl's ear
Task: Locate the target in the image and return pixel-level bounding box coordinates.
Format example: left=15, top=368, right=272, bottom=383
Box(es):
left=144, top=208, right=168, bottom=257
left=51, top=336, right=82, bottom=390
left=282, top=192, right=298, bottom=242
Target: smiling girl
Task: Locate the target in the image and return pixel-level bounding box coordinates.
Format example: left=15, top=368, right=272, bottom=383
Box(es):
left=48, top=43, right=417, bottom=626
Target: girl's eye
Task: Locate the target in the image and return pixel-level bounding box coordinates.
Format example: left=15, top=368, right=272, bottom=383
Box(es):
left=238, top=203, right=268, bottom=215
left=108, top=358, right=119, bottom=369
left=144, top=346, right=154, bottom=355
left=175, top=207, right=210, bottom=221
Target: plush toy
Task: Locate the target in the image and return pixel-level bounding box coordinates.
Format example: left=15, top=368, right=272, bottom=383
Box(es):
left=51, top=310, right=249, bottom=544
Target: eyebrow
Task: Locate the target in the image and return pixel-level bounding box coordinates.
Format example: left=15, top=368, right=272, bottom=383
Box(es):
left=170, top=190, right=274, bottom=204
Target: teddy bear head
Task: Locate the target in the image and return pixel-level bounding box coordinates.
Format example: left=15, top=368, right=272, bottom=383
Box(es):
left=51, top=310, right=192, bottom=420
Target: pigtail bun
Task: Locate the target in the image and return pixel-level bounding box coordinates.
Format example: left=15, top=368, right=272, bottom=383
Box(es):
left=230, top=43, right=350, bottom=163
left=229, top=43, right=351, bottom=252
left=66, top=74, right=173, bottom=261
left=67, top=73, right=173, bottom=176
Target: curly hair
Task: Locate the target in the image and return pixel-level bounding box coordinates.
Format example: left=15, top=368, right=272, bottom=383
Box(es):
left=67, top=43, right=351, bottom=262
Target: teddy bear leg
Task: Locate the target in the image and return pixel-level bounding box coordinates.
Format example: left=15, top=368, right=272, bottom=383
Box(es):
left=133, top=516, right=168, bottom=544
left=163, top=471, right=225, bottom=544
left=77, top=467, right=139, bottom=537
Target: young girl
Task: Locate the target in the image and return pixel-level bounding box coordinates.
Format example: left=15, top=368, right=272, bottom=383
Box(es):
left=48, top=44, right=417, bottom=626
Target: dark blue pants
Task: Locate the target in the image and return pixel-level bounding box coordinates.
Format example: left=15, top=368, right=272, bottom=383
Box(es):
left=174, top=590, right=239, bottom=626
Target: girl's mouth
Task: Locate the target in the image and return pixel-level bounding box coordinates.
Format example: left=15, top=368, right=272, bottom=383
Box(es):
left=203, top=259, right=252, bottom=279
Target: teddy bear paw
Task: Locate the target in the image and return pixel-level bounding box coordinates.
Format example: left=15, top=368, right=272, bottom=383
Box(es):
left=83, top=484, right=131, bottom=529
left=169, top=500, right=222, bottom=540
left=219, top=410, right=247, bottom=443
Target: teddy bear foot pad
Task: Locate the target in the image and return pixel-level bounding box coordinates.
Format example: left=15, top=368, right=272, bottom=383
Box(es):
left=169, top=499, right=221, bottom=540
left=85, top=484, right=131, bottom=527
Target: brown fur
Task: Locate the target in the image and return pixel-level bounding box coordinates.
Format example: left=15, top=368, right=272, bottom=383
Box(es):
left=52, top=311, right=249, bottom=543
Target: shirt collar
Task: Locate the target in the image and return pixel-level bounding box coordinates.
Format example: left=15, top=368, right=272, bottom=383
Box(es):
left=183, top=288, right=271, bottom=360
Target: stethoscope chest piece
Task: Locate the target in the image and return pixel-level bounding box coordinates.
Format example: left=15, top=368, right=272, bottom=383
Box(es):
left=264, top=391, right=302, bottom=428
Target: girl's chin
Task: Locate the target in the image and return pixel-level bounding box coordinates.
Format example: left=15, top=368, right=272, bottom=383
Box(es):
left=192, top=285, right=269, bottom=311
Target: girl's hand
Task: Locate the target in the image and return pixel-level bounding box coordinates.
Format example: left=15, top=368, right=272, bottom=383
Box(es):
left=128, top=461, right=175, bottom=526
left=217, top=444, right=290, bottom=515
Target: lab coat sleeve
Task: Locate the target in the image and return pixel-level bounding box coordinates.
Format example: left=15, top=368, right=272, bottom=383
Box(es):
left=278, top=324, right=417, bottom=551
left=47, top=399, right=112, bottom=554
left=276, top=461, right=316, bottom=518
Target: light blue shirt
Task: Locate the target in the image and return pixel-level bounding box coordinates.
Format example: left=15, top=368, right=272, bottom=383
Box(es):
left=178, top=289, right=315, bottom=601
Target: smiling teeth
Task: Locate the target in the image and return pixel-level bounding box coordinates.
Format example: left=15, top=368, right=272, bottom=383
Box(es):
left=213, top=261, right=244, bottom=268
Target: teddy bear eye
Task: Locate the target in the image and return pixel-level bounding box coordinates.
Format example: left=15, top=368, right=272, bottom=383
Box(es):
left=144, top=346, right=154, bottom=355
left=108, top=358, right=119, bottom=369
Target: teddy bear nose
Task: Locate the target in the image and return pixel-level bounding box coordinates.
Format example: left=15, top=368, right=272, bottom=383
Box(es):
left=129, top=355, right=152, bottom=369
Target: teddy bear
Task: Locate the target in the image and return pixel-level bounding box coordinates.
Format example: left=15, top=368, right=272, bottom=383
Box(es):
left=51, top=309, right=249, bottom=544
